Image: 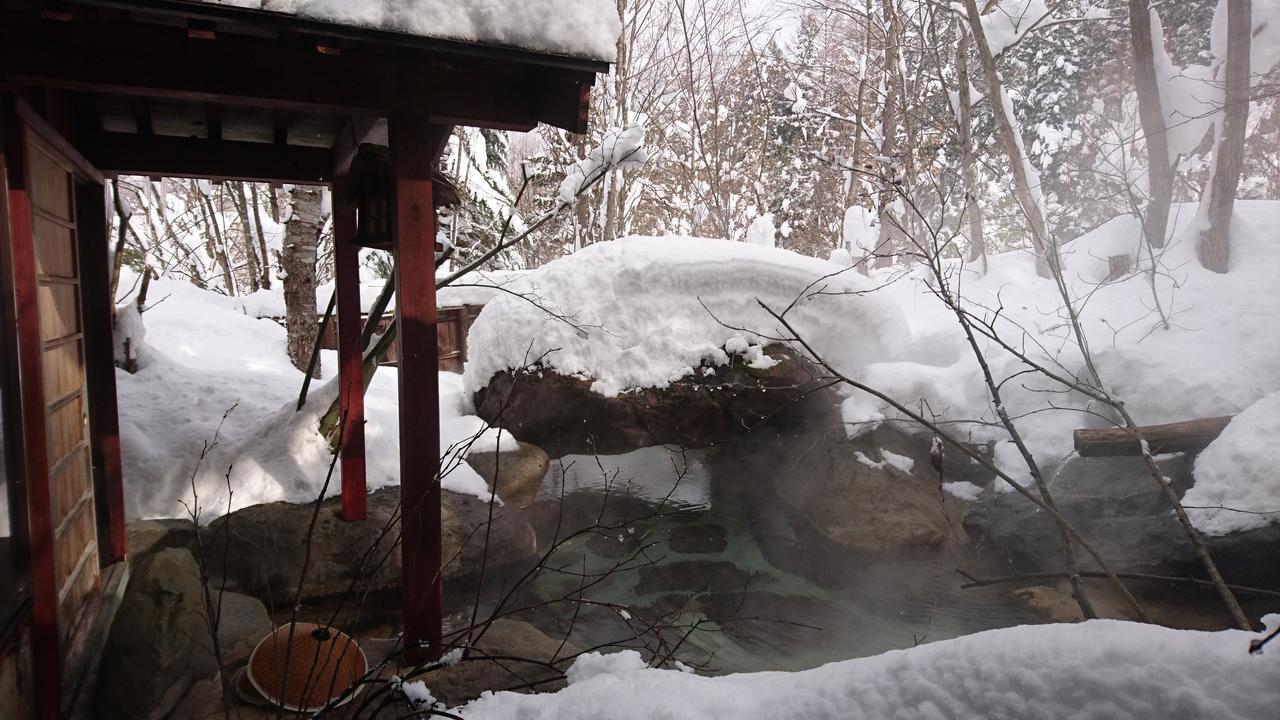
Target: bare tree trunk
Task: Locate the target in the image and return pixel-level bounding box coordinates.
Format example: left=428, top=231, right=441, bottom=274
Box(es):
left=1198, top=0, right=1251, bottom=273
left=249, top=183, right=272, bottom=289
left=268, top=184, right=282, bottom=223
left=282, top=186, right=324, bottom=376
left=200, top=189, right=237, bottom=296
left=964, top=0, right=1053, bottom=277
left=602, top=0, right=629, bottom=242
left=956, top=31, right=987, bottom=273
left=875, top=0, right=905, bottom=267
left=846, top=0, right=873, bottom=208
left=229, top=183, right=261, bottom=293
left=1129, top=0, right=1173, bottom=250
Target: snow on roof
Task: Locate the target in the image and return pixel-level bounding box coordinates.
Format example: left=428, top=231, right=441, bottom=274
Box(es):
left=191, top=0, right=621, bottom=62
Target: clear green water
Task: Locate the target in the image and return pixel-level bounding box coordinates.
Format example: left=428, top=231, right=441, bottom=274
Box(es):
left=517, top=444, right=1043, bottom=674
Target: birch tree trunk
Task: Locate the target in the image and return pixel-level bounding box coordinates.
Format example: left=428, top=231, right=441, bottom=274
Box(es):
left=956, top=31, right=987, bottom=273
left=1198, top=0, right=1251, bottom=273
left=282, top=185, right=324, bottom=376
left=1129, top=0, right=1173, bottom=250
left=964, top=0, right=1054, bottom=277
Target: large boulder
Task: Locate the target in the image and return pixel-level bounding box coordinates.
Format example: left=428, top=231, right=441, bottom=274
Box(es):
left=95, top=548, right=271, bottom=720
left=206, top=486, right=538, bottom=604
left=780, top=424, right=964, bottom=551
left=417, top=619, right=578, bottom=706
left=963, top=454, right=1280, bottom=589
left=466, top=440, right=550, bottom=507
left=473, top=345, right=836, bottom=456
left=126, top=518, right=198, bottom=563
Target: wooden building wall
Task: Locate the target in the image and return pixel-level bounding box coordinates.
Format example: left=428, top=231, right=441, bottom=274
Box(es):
left=25, top=134, right=101, bottom=652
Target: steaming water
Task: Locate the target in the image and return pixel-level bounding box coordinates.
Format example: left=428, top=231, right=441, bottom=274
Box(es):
left=518, top=443, right=1044, bottom=674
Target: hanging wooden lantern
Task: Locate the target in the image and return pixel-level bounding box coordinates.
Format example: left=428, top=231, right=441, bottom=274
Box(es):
left=338, top=143, right=463, bottom=251
left=246, top=623, right=368, bottom=712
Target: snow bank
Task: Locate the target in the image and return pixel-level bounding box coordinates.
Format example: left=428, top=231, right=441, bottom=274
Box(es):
left=116, top=272, right=499, bottom=521
left=195, top=1, right=621, bottom=61
left=838, top=201, right=1280, bottom=493
left=1185, top=391, right=1280, bottom=536
left=460, top=619, right=1279, bottom=719
left=462, top=236, right=909, bottom=397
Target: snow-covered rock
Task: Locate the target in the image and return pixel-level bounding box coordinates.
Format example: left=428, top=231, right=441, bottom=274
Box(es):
left=1186, top=391, right=1280, bottom=536
left=463, top=236, right=909, bottom=398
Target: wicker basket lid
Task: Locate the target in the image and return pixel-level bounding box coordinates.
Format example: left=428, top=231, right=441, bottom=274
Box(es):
left=247, top=623, right=368, bottom=712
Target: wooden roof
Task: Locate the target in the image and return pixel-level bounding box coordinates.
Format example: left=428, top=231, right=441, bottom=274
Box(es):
left=0, top=0, right=603, bottom=184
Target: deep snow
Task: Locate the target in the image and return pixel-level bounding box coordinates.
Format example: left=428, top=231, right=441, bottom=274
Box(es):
left=457, top=618, right=1280, bottom=719
left=461, top=202, right=1280, bottom=532
left=193, top=0, right=621, bottom=61
left=115, top=270, right=501, bottom=521
left=462, top=236, right=908, bottom=397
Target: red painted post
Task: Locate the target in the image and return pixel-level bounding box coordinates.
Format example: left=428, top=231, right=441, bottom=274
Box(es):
left=389, top=111, right=442, bottom=663
left=333, top=179, right=367, bottom=521
left=76, top=181, right=129, bottom=562
left=2, top=97, right=62, bottom=720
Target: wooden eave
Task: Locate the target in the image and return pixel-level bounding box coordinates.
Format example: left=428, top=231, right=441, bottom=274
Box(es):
left=0, top=0, right=601, bottom=184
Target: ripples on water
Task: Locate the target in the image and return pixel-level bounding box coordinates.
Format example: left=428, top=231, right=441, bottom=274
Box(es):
left=518, top=442, right=1043, bottom=674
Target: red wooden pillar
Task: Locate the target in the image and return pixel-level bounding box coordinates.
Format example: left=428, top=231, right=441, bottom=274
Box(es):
left=2, top=95, right=62, bottom=720
left=77, top=180, right=128, bottom=562
left=333, top=179, right=367, bottom=521
left=389, top=111, right=442, bottom=662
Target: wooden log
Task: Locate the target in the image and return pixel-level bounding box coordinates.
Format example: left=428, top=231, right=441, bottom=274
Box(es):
left=1073, top=416, right=1233, bottom=457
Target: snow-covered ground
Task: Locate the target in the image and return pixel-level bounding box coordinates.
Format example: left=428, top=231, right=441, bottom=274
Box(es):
left=461, top=202, right=1280, bottom=533
left=456, top=618, right=1280, bottom=719
left=116, top=270, right=499, bottom=521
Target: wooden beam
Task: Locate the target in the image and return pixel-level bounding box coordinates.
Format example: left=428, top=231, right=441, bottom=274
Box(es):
left=333, top=178, right=367, bottom=522
left=76, top=180, right=127, bottom=564
left=272, top=108, right=291, bottom=146
left=1073, top=416, right=1234, bottom=458
left=2, top=93, right=62, bottom=720
left=429, top=123, right=454, bottom=164
left=1, top=14, right=593, bottom=131
left=130, top=96, right=152, bottom=136
left=205, top=102, right=222, bottom=141
left=84, top=132, right=332, bottom=184
left=331, top=114, right=381, bottom=177
left=390, top=111, right=442, bottom=664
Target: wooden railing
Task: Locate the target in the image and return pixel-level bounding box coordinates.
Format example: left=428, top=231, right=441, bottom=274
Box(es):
left=302, top=304, right=484, bottom=372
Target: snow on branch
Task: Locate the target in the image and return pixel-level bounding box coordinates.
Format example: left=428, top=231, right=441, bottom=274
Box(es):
left=556, top=126, right=648, bottom=208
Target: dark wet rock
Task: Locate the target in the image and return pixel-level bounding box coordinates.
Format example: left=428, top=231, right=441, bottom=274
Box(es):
left=420, top=619, right=578, bottom=706
left=97, top=548, right=215, bottom=719
left=963, top=454, right=1280, bottom=589
left=668, top=523, right=728, bottom=554
left=206, top=486, right=537, bottom=604
left=780, top=424, right=965, bottom=551
left=466, top=440, right=550, bottom=507
left=473, top=345, right=837, bottom=456
left=126, top=518, right=197, bottom=563
left=96, top=548, right=271, bottom=720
